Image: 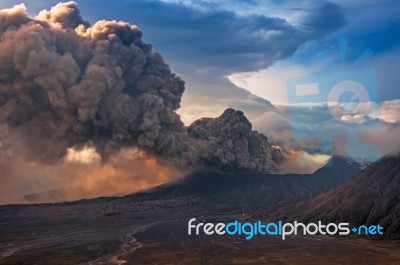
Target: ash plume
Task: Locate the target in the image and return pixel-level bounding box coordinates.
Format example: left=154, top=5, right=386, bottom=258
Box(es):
left=188, top=109, right=281, bottom=172
left=0, top=2, right=280, bottom=173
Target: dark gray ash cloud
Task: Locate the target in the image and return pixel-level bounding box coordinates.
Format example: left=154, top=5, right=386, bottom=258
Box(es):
left=0, top=2, right=280, bottom=172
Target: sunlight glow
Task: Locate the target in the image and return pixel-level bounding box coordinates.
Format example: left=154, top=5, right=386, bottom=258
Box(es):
left=66, top=146, right=100, bottom=164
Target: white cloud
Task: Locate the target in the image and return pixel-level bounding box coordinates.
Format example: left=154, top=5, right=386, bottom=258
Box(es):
left=381, top=99, right=400, bottom=124
left=227, top=61, right=318, bottom=104
left=251, top=99, right=400, bottom=165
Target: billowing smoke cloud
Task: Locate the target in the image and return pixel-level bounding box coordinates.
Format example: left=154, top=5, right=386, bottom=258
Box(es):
left=0, top=2, right=280, bottom=174
left=0, top=2, right=186, bottom=163
left=188, top=108, right=282, bottom=172
left=0, top=125, right=184, bottom=204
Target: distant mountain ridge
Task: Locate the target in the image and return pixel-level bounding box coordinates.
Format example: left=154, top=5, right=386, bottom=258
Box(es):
left=22, top=186, right=89, bottom=204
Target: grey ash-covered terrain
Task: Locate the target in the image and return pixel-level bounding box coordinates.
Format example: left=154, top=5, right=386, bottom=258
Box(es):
left=1, top=156, right=400, bottom=264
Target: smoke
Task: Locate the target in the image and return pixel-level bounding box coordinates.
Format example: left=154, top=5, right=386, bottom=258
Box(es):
left=0, top=135, right=184, bottom=204
left=188, top=108, right=281, bottom=172
left=0, top=2, right=281, bottom=176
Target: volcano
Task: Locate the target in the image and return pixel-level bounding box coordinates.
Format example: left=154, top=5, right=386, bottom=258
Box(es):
left=129, top=156, right=361, bottom=209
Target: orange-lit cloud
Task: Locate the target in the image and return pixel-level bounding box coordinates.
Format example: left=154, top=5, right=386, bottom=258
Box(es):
left=278, top=148, right=331, bottom=174
left=0, top=145, right=184, bottom=204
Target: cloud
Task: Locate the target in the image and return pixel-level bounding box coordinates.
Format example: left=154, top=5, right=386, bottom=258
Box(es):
left=75, top=0, right=347, bottom=119
left=0, top=2, right=189, bottom=165
left=94, top=0, right=345, bottom=75
left=0, top=2, right=282, bottom=182
left=298, top=1, right=346, bottom=35
left=227, top=61, right=318, bottom=104
left=278, top=148, right=331, bottom=174
left=0, top=127, right=184, bottom=204
left=0, top=0, right=343, bottom=75
left=381, top=99, right=400, bottom=124
left=178, top=73, right=275, bottom=124
left=187, top=108, right=283, bottom=172
left=0, top=0, right=349, bottom=123
left=252, top=100, right=400, bottom=163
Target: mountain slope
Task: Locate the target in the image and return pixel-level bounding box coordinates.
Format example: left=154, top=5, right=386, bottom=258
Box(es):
left=272, top=155, right=400, bottom=239
left=131, top=156, right=361, bottom=208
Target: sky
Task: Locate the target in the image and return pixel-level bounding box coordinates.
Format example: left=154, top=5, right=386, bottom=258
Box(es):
left=0, top=0, right=399, bottom=202
left=1, top=0, right=399, bottom=120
